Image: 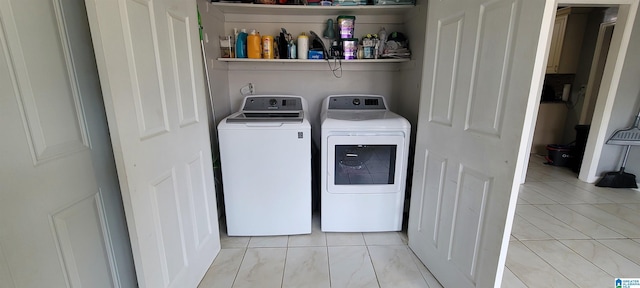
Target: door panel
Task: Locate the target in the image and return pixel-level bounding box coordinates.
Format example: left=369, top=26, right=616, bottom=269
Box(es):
left=84, top=0, right=220, bottom=286
left=51, top=194, right=115, bottom=287
left=429, top=13, right=463, bottom=127
left=126, top=0, right=170, bottom=138
left=409, top=0, right=546, bottom=287
left=466, top=0, right=518, bottom=136
left=449, top=165, right=491, bottom=281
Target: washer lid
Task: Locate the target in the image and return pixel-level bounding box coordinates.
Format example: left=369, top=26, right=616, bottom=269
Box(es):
left=226, top=111, right=304, bottom=123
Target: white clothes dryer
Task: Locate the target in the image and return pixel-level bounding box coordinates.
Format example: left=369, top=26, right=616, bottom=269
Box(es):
left=321, top=95, right=410, bottom=232
left=218, top=95, right=311, bottom=236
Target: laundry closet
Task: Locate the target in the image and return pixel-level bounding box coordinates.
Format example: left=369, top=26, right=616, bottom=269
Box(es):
left=197, top=0, right=429, bottom=222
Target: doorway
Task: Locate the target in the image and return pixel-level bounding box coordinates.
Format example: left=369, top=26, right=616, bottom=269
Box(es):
left=529, top=6, right=618, bottom=176
left=522, top=0, right=638, bottom=185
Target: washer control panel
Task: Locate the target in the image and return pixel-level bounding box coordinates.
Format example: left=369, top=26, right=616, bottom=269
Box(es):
left=243, top=96, right=303, bottom=111
left=328, top=95, right=387, bottom=110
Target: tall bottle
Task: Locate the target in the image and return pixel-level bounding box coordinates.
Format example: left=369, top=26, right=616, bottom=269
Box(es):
left=236, top=29, right=248, bottom=58
left=297, top=32, right=309, bottom=60
left=247, top=30, right=262, bottom=59
left=262, top=35, right=274, bottom=59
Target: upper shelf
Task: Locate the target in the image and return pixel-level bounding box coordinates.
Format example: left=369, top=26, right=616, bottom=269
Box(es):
left=217, top=58, right=410, bottom=63
left=210, top=2, right=414, bottom=16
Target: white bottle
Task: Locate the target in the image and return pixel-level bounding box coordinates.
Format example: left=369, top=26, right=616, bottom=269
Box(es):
left=297, top=32, right=309, bottom=60
left=378, top=27, right=387, bottom=56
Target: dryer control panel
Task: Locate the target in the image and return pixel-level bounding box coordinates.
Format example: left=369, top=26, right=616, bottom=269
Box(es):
left=328, top=95, right=387, bottom=110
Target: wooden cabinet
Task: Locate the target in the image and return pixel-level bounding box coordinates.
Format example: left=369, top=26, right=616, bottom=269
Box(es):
left=546, top=7, right=588, bottom=74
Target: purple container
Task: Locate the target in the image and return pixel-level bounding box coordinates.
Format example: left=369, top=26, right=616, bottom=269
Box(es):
left=337, top=15, right=356, bottom=39
left=342, top=38, right=357, bottom=60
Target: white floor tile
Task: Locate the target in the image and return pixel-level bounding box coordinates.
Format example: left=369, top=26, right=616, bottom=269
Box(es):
left=511, top=214, right=553, bottom=240
left=599, top=239, right=640, bottom=266
left=543, top=181, right=614, bottom=204
left=288, top=228, right=327, bottom=247
left=282, top=247, right=330, bottom=288
left=534, top=204, right=624, bottom=239
left=592, top=187, right=640, bottom=203
left=328, top=246, right=379, bottom=288
left=561, top=239, right=640, bottom=278
left=326, top=232, right=365, bottom=246
left=505, top=241, right=578, bottom=287
left=198, top=249, right=245, bottom=288
left=518, top=185, right=557, bottom=204
left=500, top=267, right=527, bottom=288
left=622, top=203, right=640, bottom=210
left=247, top=235, right=289, bottom=248
left=363, top=232, right=405, bottom=246
left=368, top=245, right=427, bottom=288
left=566, top=204, right=640, bottom=238
left=592, top=204, right=640, bottom=229
left=516, top=205, right=588, bottom=239
left=525, top=181, right=601, bottom=204
left=522, top=240, right=612, bottom=287
left=408, top=249, right=443, bottom=288
left=233, top=248, right=286, bottom=288
left=220, top=232, right=250, bottom=248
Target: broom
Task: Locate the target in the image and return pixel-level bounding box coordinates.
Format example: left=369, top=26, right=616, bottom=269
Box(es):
left=595, top=111, right=640, bottom=188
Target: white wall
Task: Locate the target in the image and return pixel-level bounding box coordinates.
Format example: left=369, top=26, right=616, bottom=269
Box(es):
left=198, top=0, right=231, bottom=218
left=199, top=1, right=233, bottom=126
left=597, top=4, right=640, bottom=177
left=562, top=8, right=607, bottom=144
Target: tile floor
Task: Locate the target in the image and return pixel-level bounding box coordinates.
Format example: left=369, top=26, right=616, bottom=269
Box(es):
left=199, top=215, right=443, bottom=288
left=504, top=155, right=640, bottom=287
left=200, top=155, right=640, bottom=287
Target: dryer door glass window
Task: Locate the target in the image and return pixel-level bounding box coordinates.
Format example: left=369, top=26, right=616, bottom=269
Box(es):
left=335, top=145, right=397, bottom=185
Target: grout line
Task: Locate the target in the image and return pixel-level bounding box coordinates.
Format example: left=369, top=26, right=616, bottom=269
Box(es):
left=280, top=247, right=288, bottom=288
left=230, top=248, right=248, bottom=288
left=503, top=266, right=529, bottom=288
left=517, top=240, right=582, bottom=288
left=365, top=245, right=382, bottom=288
left=556, top=239, right=617, bottom=279
left=326, top=245, right=332, bottom=288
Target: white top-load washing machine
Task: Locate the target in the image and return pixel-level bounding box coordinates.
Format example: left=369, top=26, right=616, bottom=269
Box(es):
left=218, top=95, right=311, bottom=236
left=321, top=95, right=410, bottom=232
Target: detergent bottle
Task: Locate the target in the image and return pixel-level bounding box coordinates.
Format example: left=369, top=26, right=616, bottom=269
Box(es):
left=235, top=28, right=248, bottom=58
left=247, top=30, right=262, bottom=59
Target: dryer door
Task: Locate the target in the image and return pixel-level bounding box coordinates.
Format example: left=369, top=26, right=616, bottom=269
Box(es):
left=327, top=133, right=406, bottom=194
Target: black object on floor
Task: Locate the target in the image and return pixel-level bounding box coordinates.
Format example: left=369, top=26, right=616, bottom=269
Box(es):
left=545, top=144, right=572, bottom=167
left=596, top=110, right=640, bottom=188
left=572, top=125, right=590, bottom=172
left=596, top=145, right=637, bottom=188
